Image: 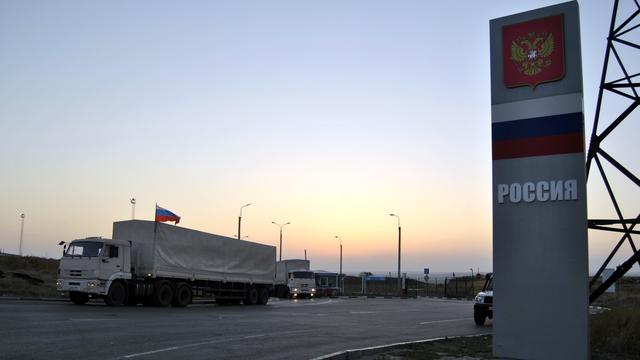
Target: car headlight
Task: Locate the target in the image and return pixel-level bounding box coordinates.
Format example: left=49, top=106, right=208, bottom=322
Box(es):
left=311, top=288, right=316, bottom=292
left=88, top=282, right=96, bottom=288
left=56, top=280, right=62, bottom=286
left=293, top=288, right=298, bottom=292
left=475, top=295, right=485, bottom=303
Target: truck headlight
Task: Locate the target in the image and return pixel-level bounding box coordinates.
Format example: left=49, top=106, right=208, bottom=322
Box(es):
left=293, top=288, right=298, bottom=292
left=56, top=280, right=62, bottom=286
left=88, top=282, right=96, bottom=288
left=311, top=288, right=316, bottom=292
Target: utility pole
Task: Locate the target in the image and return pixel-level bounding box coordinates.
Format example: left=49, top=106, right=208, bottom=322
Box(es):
left=19, top=213, right=25, bottom=256
left=130, top=198, right=136, bottom=219
left=238, top=203, right=252, bottom=240
left=271, top=221, right=290, bottom=261
left=390, top=214, right=401, bottom=292
left=335, top=235, right=342, bottom=294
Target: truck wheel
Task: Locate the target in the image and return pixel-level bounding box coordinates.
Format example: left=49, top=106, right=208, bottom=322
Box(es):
left=69, top=291, right=89, bottom=305
left=105, top=281, right=127, bottom=306
left=474, top=311, right=486, bottom=326
left=243, top=286, right=258, bottom=305
left=153, top=281, right=173, bottom=307
left=256, top=287, right=269, bottom=305
left=172, top=283, right=192, bottom=307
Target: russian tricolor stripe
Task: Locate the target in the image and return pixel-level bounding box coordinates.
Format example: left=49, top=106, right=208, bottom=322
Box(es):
left=155, top=205, right=181, bottom=224
left=492, top=112, right=584, bottom=160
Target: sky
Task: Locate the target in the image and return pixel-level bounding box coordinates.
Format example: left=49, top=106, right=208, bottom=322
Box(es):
left=0, top=0, right=638, bottom=275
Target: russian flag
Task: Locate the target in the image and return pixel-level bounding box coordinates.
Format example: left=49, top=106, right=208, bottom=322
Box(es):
left=492, top=112, right=584, bottom=160
left=155, top=204, right=181, bottom=224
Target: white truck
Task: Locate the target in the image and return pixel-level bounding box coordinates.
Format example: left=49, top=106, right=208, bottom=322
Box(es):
left=57, top=220, right=276, bottom=307
left=274, top=259, right=316, bottom=298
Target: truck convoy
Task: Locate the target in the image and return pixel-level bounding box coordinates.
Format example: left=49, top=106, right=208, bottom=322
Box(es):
left=57, top=220, right=276, bottom=307
left=274, top=259, right=316, bottom=298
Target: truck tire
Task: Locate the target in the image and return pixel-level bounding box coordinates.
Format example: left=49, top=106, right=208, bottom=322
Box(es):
left=172, top=282, right=192, bottom=307
left=243, top=286, right=258, bottom=305
left=257, top=287, right=269, bottom=305
left=474, top=311, right=486, bottom=326
left=105, top=281, right=127, bottom=306
left=69, top=291, right=89, bottom=305
left=153, top=281, right=173, bottom=307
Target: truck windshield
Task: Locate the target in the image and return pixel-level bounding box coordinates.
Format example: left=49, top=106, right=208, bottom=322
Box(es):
left=292, top=271, right=314, bottom=279
left=64, top=241, right=104, bottom=257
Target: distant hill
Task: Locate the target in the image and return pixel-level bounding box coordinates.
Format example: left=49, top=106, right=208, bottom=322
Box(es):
left=0, top=254, right=60, bottom=298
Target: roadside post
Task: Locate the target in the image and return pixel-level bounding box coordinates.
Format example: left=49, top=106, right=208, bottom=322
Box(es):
left=490, top=2, right=588, bottom=359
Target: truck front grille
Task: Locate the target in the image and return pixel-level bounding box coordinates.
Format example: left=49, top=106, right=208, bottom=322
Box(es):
left=68, top=270, right=83, bottom=277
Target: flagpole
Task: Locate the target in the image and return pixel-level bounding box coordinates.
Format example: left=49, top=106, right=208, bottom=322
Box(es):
left=152, top=203, right=158, bottom=278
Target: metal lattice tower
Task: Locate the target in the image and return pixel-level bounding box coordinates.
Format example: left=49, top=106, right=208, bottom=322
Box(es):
left=587, top=0, right=640, bottom=303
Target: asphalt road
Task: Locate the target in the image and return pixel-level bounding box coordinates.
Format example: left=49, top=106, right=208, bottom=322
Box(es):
left=0, top=297, right=491, bottom=359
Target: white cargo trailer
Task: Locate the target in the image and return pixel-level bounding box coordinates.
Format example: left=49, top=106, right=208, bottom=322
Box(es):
left=274, top=259, right=315, bottom=298
left=57, top=220, right=276, bottom=307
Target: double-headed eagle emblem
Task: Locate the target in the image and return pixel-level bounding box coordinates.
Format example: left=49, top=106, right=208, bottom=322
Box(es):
left=510, top=31, right=555, bottom=76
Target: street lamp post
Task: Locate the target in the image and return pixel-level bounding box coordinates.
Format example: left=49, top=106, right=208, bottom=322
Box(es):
left=335, top=235, right=342, bottom=294
left=390, top=214, right=401, bottom=292
left=19, top=213, right=25, bottom=256
left=130, top=198, right=136, bottom=220
left=238, top=203, right=252, bottom=240
left=271, top=221, right=290, bottom=261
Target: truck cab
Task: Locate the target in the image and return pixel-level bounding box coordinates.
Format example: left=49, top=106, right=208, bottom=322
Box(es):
left=288, top=270, right=316, bottom=299
left=473, top=273, right=493, bottom=326
left=57, top=237, right=132, bottom=305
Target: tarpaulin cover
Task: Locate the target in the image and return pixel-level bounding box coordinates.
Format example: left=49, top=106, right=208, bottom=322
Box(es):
left=112, top=220, right=276, bottom=284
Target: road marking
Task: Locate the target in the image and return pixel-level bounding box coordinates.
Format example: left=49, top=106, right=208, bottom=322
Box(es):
left=69, top=318, right=120, bottom=321
left=419, top=317, right=473, bottom=325
left=350, top=311, right=377, bottom=314
left=270, top=299, right=337, bottom=307
left=120, top=330, right=312, bottom=358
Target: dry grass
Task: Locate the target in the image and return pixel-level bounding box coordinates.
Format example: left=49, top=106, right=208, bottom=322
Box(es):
left=590, top=277, right=640, bottom=360
left=369, top=335, right=492, bottom=360
left=0, top=254, right=60, bottom=298
left=591, top=308, right=640, bottom=360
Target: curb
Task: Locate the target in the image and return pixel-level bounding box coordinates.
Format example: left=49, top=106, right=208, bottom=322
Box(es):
left=309, top=333, right=492, bottom=360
